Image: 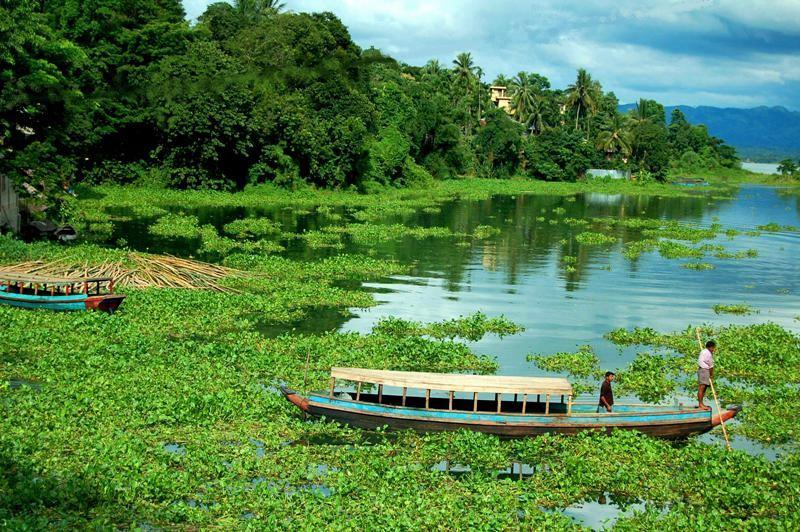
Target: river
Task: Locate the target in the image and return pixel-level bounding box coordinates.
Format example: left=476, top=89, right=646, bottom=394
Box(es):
left=111, top=183, right=800, bottom=394
left=339, top=185, right=799, bottom=378
left=741, top=161, right=779, bottom=174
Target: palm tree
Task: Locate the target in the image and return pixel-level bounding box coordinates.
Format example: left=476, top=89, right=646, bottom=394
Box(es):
left=525, top=99, right=547, bottom=135
left=423, top=59, right=444, bottom=77
left=452, top=52, right=475, bottom=88
left=474, top=66, right=485, bottom=120
left=234, top=0, right=285, bottom=24
left=452, top=52, right=476, bottom=132
left=493, top=74, right=512, bottom=87
left=565, top=68, right=599, bottom=134
left=628, top=98, right=654, bottom=127
left=596, top=114, right=632, bottom=160
left=510, top=72, right=536, bottom=125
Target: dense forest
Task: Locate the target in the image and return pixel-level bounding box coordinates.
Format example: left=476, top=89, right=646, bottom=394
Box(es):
left=1, top=0, right=739, bottom=196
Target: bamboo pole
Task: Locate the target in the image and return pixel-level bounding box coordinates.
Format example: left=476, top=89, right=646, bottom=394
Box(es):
left=696, top=327, right=731, bottom=451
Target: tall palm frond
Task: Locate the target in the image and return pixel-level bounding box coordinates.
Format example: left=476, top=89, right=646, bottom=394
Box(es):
left=565, top=68, right=599, bottom=133
left=234, top=0, right=285, bottom=24
left=596, top=114, right=632, bottom=159
left=510, top=72, right=536, bottom=125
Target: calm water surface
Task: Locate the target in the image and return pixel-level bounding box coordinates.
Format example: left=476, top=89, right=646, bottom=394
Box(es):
left=341, top=185, right=800, bottom=379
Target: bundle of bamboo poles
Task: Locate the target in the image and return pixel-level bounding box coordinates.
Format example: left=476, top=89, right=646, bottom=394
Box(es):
left=0, top=254, right=246, bottom=292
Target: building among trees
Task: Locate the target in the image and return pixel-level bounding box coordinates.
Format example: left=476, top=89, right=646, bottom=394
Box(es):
left=490, top=86, right=513, bottom=114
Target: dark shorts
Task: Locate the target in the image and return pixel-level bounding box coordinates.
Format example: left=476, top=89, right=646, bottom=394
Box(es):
left=698, top=368, right=711, bottom=386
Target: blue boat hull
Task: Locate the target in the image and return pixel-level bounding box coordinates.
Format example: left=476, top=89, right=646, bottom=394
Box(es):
left=283, top=389, right=740, bottom=440
left=0, top=286, right=125, bottom=312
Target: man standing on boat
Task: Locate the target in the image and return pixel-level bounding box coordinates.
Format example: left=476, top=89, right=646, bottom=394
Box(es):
left=597, top=372, right=615, bottom=413
left=697, top=340, right=716, bottom=410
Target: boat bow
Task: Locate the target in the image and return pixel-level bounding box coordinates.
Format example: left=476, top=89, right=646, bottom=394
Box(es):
left=281, top=386, right=310, bottom=412
left=711, top=404, right=741, bottom=426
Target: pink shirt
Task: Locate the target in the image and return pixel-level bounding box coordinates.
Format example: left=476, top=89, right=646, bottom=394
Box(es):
left=698, top=348, right=714, bottom=369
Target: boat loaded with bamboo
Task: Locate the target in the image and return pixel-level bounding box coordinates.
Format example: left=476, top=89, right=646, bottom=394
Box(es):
left=282, top=367, right=741, bottom=440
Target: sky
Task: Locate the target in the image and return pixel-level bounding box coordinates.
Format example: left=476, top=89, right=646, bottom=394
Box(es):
left=182, top=0, right=800, bottom=110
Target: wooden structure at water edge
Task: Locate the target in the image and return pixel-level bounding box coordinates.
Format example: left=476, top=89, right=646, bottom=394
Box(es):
left=282, top=368, right=741, bottom=440
left=0, top=174, right=21, bottom=234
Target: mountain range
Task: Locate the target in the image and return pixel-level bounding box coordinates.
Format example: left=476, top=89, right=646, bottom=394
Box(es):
left=618, top=104, right=800, bottom=162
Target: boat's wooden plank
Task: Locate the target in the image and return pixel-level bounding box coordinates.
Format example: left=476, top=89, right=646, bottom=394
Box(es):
left=331, top=368, right=573, bottom=395
left=0, top=272, right=114, bottom=284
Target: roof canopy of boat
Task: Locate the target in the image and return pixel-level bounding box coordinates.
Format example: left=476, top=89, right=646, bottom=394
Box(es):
left=0, top=273, right=114, bottom=285
left=331, top=367, right=573, bottom=396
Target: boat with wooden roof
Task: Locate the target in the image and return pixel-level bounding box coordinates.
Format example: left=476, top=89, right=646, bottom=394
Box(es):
left=281, top=367, right=741, bottom=440
left=0, top=273, right=125, bottom=312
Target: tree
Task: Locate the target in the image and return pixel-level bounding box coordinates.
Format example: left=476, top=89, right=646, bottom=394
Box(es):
left=199, top=2, right=245, bottom=41
left=473, top=108, right=523, bottom=178
left=523, top=127, right=596, bottom=181
left=0, top=1, right=89, bottom=192
left=630, top=121, right=669, bottom=178
left=525, top=99, right=547, bottom=135
left=510, top=72, right=537, bottom=126
left=629, top=99, right=665, bottom=127
left=596, top=114, right=632, bottom=160
left=564, top=68, right=599, bottom=134
left=234, top=0, right=285, bottom=25
left=451, top=52, right=475, bottom=87
left=492, top=74, right=512, bottom=87
left=422, top=59, right=444, bottom=77
left=147, top=41, right=258, bottom=188
left=777, top=159, right=798, bottom=176
left=451, top=52, right=477, bottom=133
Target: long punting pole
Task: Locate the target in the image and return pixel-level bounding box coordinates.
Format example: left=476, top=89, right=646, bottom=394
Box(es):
left=696, top=327, right=731, bottom=451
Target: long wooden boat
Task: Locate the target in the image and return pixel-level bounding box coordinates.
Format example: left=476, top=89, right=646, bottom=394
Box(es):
left=0, top=273, right=125, bottom=312
left=282, top=368, right=741, bottom=440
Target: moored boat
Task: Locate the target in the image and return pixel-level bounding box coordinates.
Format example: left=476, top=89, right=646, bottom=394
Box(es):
left=0, top=273, right=126, bottom=312
left=282, top=367, right=741, bottom=440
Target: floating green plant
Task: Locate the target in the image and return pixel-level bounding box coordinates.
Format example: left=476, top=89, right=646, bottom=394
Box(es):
left=713, top=304, right=757, bottom=315
left=575, top=231, right=617, bottom=245
left=148, top=213, right=201, bottom=239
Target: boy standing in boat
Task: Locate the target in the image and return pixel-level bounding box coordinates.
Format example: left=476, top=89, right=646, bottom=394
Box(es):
left=697, top=340, right=716, bottom=410
left=598, top=372, right=615, bottom=413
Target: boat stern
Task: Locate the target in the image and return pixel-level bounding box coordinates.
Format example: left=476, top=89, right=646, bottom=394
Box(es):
left=84, top=294, right=126, bottom=313
left=281, top=386, right=311, bottom=412
left=711, top=404, right=742, bottom=427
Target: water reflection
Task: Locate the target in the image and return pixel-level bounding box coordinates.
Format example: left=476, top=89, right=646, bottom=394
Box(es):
left=342, top=186, right=800, bottom=379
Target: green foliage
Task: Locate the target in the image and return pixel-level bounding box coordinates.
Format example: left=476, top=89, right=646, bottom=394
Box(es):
left=223, top=217, right=282, bottom=239
left=574, top=231, right=616, bottom=245
left=148, top=213, right=200, bottom=239
left=3, top=1, right=736, bottom=195
left=713, top=303, right=756, bottom=315
left=528, top=345, right=601, bottom=379
left=373, top=312, right=524, bottom=342
left=777, top=159, right=798, bottom=177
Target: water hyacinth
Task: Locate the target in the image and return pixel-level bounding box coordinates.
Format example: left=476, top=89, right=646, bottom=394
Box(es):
left=2, top=179, right=800, bottom=528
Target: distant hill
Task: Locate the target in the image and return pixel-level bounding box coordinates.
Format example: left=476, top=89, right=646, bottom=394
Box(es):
left=618, top=104, right=800, bottom=162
